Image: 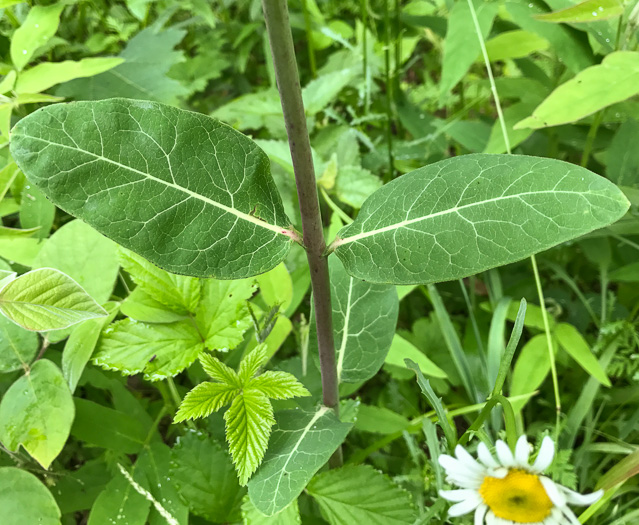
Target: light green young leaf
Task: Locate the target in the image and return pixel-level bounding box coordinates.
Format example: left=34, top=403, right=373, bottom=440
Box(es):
left=535, top=0, right=623, bottom=23
left=0, top=268, right=107, bottom=331
left=332, top=154, right=629, bottom=285
left=511, top=334, right=552, bottom=411
left=174, top=382, right=238, bottom=422
left=515, top=52, right=639, bottom=129
left=94, top=318, right=204, bottom=381
left=555, top=323, right=610, bottom=386
left=11, top=98, right=295, bottom=279
left=483, top=101, right=538, bottom=154
left=20, top=184, right=54, bottom=240
left=170, top=431, right=245, bottom=523
left=0, top=359, right=74, bottom=468
left=384, top=334, right=447, bottom=379
left=485, top=30, right=549, bottom=61
left=0, top=467, right=61, bottom=525
left=257, top=263, right=293, bottom=311
left=196, top=278, right=256, bottom=350
left=248, top=407, right=353, bottom=516
left=239, top=344, right=270, bottom=384
left=226, top=390, right=275, bottom=486
left=307, top=465, right=417, bottom=525
left=120, top=287, right=188, bottom=323
left=249, top=371, right=311, bottom=400
left=10, top=4, right=64, bottom=71
left=200, top=352, right=241, bottom=386
left=0, top=238, right=43, bottom=266
left=242, top=496, right=301, bottom=525
left=0, top=313, right=38, bottom=372
left=32, top=220, right=120, bottom=304
left=15, top=57, right=124, bottom=94
left=119, top=249, right=200, bottom=314
left=310, top=257, right=398, bottom=383
left=0, top=70, right=16, bottom=94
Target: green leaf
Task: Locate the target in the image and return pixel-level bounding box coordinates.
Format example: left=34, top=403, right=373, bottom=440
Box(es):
left=0, top=238, right=44, bottom=266
left=248, top=407, right=353, bottom=516
left=332, top=154, right=629, bottom=285
left=0, top=313, right=38, bottom=373
left=88, top=466, right=150, bottom=525
left=15, top=57, right=124, bottom=94
left=242, top=496, right=301, bottom=525
left=555, top=323, right=610, bottom=386
left=0, top=359, right=74, bottom=468
left=485, top=30, right=549, bottom=61
left=19, top=184, right=55, bottom=240
left=94, top=318, right=204, bottom=381
left=257, top=263, right=293, bottom=311
left=11, top=98, right=294, bottom=279
left=239, top=344, right=270, bottom=384
left=515, top=52, right=639, bottom=130
left=511, top=334, right=551, bottom=411
left=307, top=465, right=417, bottom=525
left=121, top=288, right=188, bottom=323
left=170, top=431, right=246, bottom=523
left=384, top=334, right=447, bottom=379
left=32, top=220, right=120, bottom=304
left=353, top=405, right=410, bottom=435
left=174, top=381, right=238, bottom=422
left=119, top=249, right=200, bottom=314
left=225, top=389, right=275, bottom=486
left=196, top=278, right=256, bottom=349
left=0, top=467, right=61, bottom=525
left=249, top=371, right=311, bottom=400
left=302, top=68, right=358, bottom=115
left=57, top=27, right=188, bottom=104
left=200, top=351, right=241, bottom=386
left=535, top=0, right=623, bottom=23
left=0, top=268, right=107, bottom=331
left=10, top=4, right=64, bottom=71
left=607, top=118, right=639, bottom=188
left=310, top=257, right=398, bottom=383
left=335, top=165, right=383, bottom=209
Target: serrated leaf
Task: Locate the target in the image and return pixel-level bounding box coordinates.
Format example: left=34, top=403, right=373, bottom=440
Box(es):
left=0, top=467, right=61, bottom=525
left=332, top=154, right=629, bottom=285
left=10, top=4, right=64, bottom=71
left=170, top=431, right=245, bottom=522
left=94, top=318, right=204, bottom=381
left=310, top=257, right=398, bottom=383
left=249, top=371, right=310, bottom=400
left=200, top=352, right=241, bottom=386
left=196, top=278, right=256, bottom=350
left=225, top=390, right=275, bottom=486
left=120, top=287, right=188, bottom=324
left=10, top=98, right=294, bottom=279
left=0, top=314, right=38, bottom=373
left=307, top=465, right=417, bottom=525
left=239, top=344, right=270, bottom=384
left=174, top=382, right=238, bottom=422
left=248, top=407, right=353, bottom=516
left=242, top=496, right=301, bottom=525
left=0, top=359, right=74, bottom=469
left=535, top=0, right=623, bottom=23
left=515, top=52, right=639, bottom=130
left=0, top=268, right=107, bottom=331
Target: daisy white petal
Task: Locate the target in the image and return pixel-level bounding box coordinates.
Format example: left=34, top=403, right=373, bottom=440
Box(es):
left=532, top=436, right=555, bottom=472
left=560, top=487, right=604, bottom=506
left=439, top=489, right=477, bottom=502
left=540, top=476, right=566, bottom=507
left=455, top=445, right=487, bottom=474
left=485, top=510, right=497, bottom=525
left=561, top=506, right=582, bottom=525
left=514, top=434, right=531, bottom=466
left=495, top=440, right=515, bottom=467
left=477, top=442, right=500, bottom=469
left=474, top=504, right=487, bottom=525
left=448, top=493, right=482, bottom=517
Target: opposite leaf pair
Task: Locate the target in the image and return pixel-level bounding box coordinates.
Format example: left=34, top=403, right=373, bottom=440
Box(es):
left=175, top=343, right=310, bottom=485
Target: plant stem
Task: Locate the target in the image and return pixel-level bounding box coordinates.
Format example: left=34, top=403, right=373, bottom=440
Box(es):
left=383, top=0, right=395, bottom=182
left=580, top=111, right=603, bottom=167
left=261, top=1, right=339, bottom=418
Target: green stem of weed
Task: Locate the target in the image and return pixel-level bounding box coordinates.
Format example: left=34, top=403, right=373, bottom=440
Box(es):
left=383, top=0, right=394, bottom=181
left=167, top=378, right=196, bottom=430
left=301, top=0, right=317, bottom=78
left=580, top=111, right=603, bottom=168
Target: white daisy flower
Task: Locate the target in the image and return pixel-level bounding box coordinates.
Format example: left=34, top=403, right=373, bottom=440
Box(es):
left=438, top=435, right=603, bottom=524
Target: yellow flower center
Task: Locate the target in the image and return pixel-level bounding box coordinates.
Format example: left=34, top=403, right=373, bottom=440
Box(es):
left=479, top=469, right=553, bottom=523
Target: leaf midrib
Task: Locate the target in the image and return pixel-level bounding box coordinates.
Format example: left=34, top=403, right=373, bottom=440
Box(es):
left=20, top=135, right=290, bottom=237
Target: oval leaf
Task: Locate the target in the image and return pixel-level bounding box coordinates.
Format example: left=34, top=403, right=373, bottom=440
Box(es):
left=0, top=467, right=61, bottom=525
left=10, top=99, right=295, bottom=279
left=0, top=268, right=107, bottom=331
left=331, top=154, right=629, bottom=285
left=535, top=0, right=623, bottom=23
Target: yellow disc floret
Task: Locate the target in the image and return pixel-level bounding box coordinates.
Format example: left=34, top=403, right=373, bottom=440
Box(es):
left=479, top=469, right=553, bottom=523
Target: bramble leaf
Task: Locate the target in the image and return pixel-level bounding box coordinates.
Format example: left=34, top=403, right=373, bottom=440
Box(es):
left=249, top=371, right=311, bottom=400
left=200, top=352, right=241, bottom=387
left=174, top=382, right=238, bottom=422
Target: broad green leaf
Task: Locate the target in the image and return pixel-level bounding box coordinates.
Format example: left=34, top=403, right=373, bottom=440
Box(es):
left=15, top=57, right=124, bottom=94
left=515, top=52, right=639, bottom=129
left=88, top=466, right=150, bottom=525
left=0, top=467, right=61, bottom=525
left=71, top=398, right=147, bottom=454
left=307, top=465, right=417, bottom=525
left=121, top=287, right=188, bottom=323
left=170, top=431, right=246, bottom=523
left=439, top=0, right=498, bottom=98
left=11, top=98, right=294, bottom=279
left=248, top=407, right=353, bottom=516
left=242, top=496, right=301, bottom=525
left=119, top=249, right=200, bottom=314
left=485, top=30, right=549, bottom=61
left=225, top=389, right=275, bottom=486
left=10, top=4, right=64, bottom=71
left=257, top=263, right=293, bottom=311
left=0, top=359, right=74, bottom=468
left=535, top=0, right=623, bottom=23
left=353, top=405, right=411, bottom=435
left=0, top=238, right=43, bottom=266
left=607, top=119, right=639, bottom=188
left=33, top=220, right=119, bottom=304
left=196, top=278, right=257, bottom=350
left=511, top=334, right=551, bottom=411
left=332, top=154, right=629, bottom=285
left=0, top=268, right=107, bottom=331
left=57, top=27, right=188, bottom=104
left=174, top=381, right=238, bottom=422
left=62, top=302, right=119, bottom=392
left=94, top=318, right=204, bottom=381
left=384, top=334, right=447, bottom=379
left=249, top=372, right=311, bottom=400
left=0, top=313, right=38, bottom=372
left=555, top=323, right=610, bottom=386
left=310, top=257, right=398, bottom=383
left=20, top=183, right=54, bottom=240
